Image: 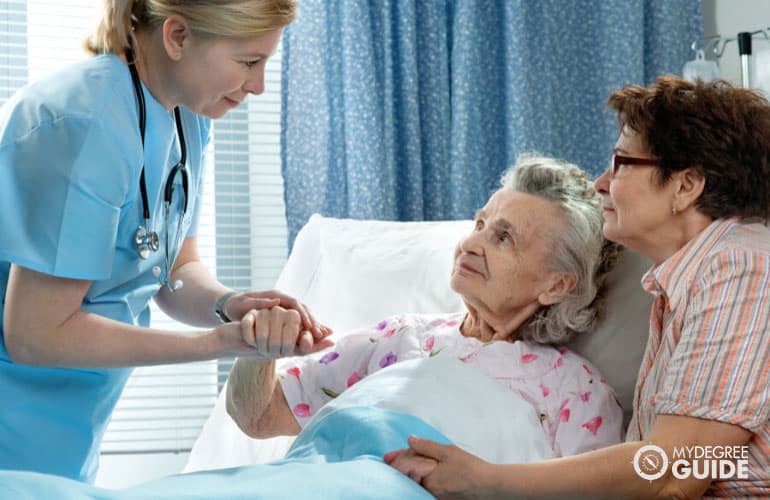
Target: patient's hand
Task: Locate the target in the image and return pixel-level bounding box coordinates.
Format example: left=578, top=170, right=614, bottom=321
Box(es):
left=384, top=445, right=438, bottom=483
left=220, top=289, right=333, bottom=340
left=217, top=306, right=334, bottom=360
left=386, top=436, right=493, bottom=499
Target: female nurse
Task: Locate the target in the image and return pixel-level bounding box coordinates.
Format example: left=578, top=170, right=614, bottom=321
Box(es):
left=0, top=0, right=330, bottom=483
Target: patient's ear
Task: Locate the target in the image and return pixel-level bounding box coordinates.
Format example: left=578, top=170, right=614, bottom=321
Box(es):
left=538, top=273, right=576, bottom=306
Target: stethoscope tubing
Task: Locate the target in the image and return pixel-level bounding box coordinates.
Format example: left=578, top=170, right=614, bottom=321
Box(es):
left=127, top=48, right=189, bottom=219
left=127, top=47, right=189, bottom=290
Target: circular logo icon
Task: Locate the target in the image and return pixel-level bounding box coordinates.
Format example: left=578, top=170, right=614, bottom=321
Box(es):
left=633, top=444, right=669, bottom=481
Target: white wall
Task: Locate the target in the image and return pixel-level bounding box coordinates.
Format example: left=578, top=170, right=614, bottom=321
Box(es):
left=701, top=0, right=770, bottom=86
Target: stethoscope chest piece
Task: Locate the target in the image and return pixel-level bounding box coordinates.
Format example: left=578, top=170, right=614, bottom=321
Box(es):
left=135, top=225, right=160, bottom=260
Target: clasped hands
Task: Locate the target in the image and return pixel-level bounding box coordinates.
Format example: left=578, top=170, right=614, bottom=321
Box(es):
left=215, top=289, right=334, bottom=359
left=385, top=436, right=492, bottom=499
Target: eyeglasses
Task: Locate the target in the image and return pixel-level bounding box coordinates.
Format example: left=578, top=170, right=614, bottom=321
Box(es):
left=609, top=154, right=660, bottom=178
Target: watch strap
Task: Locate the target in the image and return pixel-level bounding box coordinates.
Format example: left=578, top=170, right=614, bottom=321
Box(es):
left=215, top=291, right=238, bottom=324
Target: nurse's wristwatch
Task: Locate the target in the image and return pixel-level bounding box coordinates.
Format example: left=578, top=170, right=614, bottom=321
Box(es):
left=214, top=291, right=239, bottom=324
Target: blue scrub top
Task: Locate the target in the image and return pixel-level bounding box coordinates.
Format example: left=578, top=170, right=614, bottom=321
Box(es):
left=0, top=54, right=211, bottom=482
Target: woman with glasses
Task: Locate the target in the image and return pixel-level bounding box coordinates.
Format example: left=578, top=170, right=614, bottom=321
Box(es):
left=387, top=76, right=770, bottom=498
left=0, top=0, right=332, bottom=484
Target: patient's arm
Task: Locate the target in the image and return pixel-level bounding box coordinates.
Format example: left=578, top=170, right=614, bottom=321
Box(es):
left=226, top=359, right=300, bottom=438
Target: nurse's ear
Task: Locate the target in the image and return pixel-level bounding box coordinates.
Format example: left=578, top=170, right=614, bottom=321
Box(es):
left=161, top=14, right=191, bottom=62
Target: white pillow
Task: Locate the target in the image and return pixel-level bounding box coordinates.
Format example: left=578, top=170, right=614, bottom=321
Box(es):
left=271, top=213, right=325, bottom=307
left=316, top=218, right=472, bottom=332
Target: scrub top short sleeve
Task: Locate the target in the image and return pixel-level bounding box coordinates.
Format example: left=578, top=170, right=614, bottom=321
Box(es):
left=0, top=100, right=133, bottom=280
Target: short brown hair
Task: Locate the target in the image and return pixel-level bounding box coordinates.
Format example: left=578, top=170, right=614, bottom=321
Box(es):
left=608, top=76, right=770, bottom=221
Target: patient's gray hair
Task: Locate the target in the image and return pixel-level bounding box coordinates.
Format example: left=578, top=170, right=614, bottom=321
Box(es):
left=501, top=153, right=621, bottom=345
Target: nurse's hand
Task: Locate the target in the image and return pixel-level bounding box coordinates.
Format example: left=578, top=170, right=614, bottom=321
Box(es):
left=221, top=290, right=332, bottom=340
left=217, top=306, right=334, bottom=359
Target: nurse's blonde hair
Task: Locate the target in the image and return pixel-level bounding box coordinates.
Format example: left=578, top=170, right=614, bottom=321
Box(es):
left=85, top=0, right=297, bottom=55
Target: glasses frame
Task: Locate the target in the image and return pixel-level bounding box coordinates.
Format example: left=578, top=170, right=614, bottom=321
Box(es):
left=609, top=154, right=660, bottom=178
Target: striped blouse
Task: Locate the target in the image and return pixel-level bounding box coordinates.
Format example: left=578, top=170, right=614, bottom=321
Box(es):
left=626, top=218, right=770, bottom=497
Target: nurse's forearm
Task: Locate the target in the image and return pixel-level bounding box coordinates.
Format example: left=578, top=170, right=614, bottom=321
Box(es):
left=6, top=308, right=227, bottom=367
left=4, top=263, right=241, bottom=367
left=154, top=258, right=231, bottom=327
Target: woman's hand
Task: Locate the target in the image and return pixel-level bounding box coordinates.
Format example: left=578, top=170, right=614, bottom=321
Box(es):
left=216, top=306, right=334, bottom=360
left=221, top=290, right=332, bottom=339
left=384, top=446, right=438, bottom=484
left=386, top=436, right=493, bottom=499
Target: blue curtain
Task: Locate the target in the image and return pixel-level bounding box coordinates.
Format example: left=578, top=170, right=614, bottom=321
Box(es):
left=282, top=0, right=702, bottom=246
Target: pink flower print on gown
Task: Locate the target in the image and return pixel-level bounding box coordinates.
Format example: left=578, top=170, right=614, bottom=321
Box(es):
left=582, top=416, right=603, bottom=435
left=347, top=372, right=362, bottom=387
left=293, top=403, right=311, bottom=418
left=424, top=335, right=442, bottom=357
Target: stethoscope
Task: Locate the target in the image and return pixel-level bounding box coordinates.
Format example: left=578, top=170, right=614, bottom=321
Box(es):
left=128, top=48, right=188, bottom=292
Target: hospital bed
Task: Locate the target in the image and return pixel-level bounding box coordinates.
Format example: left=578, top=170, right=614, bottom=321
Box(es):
left=0, top=215, right=654, bottom=498
left=185, top=214, right=653, bottom=472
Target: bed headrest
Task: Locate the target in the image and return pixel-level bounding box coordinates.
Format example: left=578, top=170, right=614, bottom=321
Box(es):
left=275, top=214, right=652, bottom=423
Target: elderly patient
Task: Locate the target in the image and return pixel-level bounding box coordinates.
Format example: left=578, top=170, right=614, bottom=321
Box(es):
left=227, top=154, right=624, bottom=459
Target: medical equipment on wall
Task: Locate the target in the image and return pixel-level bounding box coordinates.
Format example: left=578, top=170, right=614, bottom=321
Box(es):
left=128, top=48, right=189, bottom=292
left=687, top=29, right=770, bottom=89
left=682, top=49, right=720, bottom=83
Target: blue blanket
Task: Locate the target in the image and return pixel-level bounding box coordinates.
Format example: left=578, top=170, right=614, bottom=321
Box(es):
left=0, top=406, right=449, bottom=499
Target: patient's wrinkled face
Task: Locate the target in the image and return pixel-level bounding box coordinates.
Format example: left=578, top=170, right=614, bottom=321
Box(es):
left=451, top=189, right=563, bottom=320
